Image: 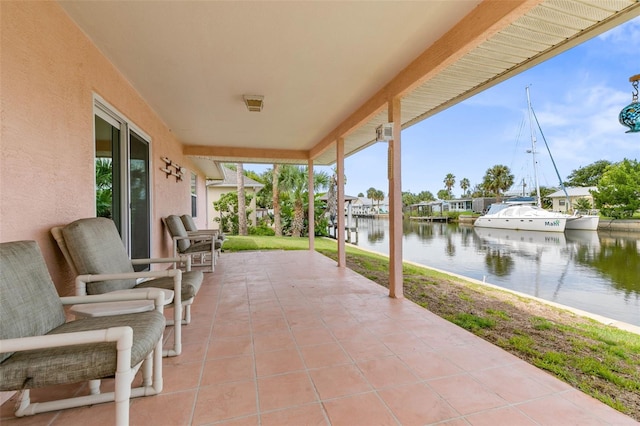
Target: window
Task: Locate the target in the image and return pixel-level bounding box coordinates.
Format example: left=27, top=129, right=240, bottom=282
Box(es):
left=94, top=96, right=151, bottom=263
left=191, top=172, right=197, bottom=217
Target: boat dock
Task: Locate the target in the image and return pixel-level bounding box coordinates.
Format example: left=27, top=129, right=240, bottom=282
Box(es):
left=408, top=216, right=450, bottom=222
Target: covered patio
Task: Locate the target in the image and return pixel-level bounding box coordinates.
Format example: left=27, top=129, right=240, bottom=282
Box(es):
left=2, top=1, right=640, bottom=424
left=2, top=250, right=635, bottom=425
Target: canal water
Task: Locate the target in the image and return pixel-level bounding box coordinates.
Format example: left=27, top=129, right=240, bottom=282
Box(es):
left=350, top=218, right=639, bottom=326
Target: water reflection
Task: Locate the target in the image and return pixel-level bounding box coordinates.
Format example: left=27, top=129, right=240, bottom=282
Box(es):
left=574, top=232, right=640, bottom=298
left=364, top=219, right=385, bottom=244
left=352, top=218, right=640, bottom=326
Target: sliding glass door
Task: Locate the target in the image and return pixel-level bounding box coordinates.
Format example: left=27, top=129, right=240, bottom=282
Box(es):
left=94, top=100, right=151, bottom=263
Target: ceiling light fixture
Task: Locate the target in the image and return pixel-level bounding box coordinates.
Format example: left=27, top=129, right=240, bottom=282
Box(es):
left=243, top=95, right=264, bottom=112
left=619, top=74, right=640, bottom=133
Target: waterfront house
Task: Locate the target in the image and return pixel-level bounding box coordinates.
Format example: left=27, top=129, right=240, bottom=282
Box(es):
left=448, top=198, right=474, bottom=212
left=547, top=186, right=598, bottom=212
left=2, top=1, right=639, bottom=423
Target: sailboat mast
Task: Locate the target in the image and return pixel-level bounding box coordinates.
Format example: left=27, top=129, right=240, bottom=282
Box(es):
left=526, top=86, right=542, bottom=208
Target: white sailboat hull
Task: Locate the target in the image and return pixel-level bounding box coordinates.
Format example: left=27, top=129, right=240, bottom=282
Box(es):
left=474, top=216, right=567, bottom=232
left=565, top=215, right=599, bottom=231
left=474, top=204, right=567, bottom=233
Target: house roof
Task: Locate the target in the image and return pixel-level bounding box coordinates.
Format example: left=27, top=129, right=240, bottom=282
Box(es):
left=548, top=186, right=597, bottom=198
left=207, top=166, right=264, bottom=189
left=58, top=1, right=640, bottom=176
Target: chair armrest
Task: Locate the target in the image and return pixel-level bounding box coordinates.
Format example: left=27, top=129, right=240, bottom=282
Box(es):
left=130, top=256, right=186, bottom=265
left=173, top=235, right=213, bottom=242
left=131, top=255, right=191, bottom=270
left=61, top=289, right=166, bottom=312
left=0, top=326, right=133, bottom=355
left=75, top=270, right=182, bottom=303
left=187, top=230, right=219, bottom=237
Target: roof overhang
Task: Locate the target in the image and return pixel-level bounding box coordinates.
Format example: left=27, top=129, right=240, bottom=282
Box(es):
left=59, top=0, right=640, bottom=176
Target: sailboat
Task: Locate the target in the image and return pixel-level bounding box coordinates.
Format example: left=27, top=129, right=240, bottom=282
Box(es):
left=474, top=87, right=598, bottom=233
left=472, top=199, right=568, bottom=232
left=525, top=89, right=600, bottom=231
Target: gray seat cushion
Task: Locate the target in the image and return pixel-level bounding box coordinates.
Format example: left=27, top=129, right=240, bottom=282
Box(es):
left=0, top=311, right=165, bottom=390
left=0, top=241, right=67, bottom=363
left=136, top=270, right=203, bottom=302
left=182, top=241, right=213, bottom=254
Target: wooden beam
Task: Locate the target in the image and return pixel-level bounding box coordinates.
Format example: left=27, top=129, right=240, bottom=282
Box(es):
left=184, top=145, right=309, bottom=162
left=308, top=158, right=315, bottom=252
left=336, top=138, right=346, bottom=268
left=388, top=97, right=403, bottom=299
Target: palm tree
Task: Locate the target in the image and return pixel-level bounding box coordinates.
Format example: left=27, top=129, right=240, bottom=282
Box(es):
left=366, top=187, right=376, bottom=212
left=237, top=163, right=247, bottom=235
left=95, top=158, right=113, bottom=218
left=482, top=165, right=514, bottom=202
left=280, top=165, right=329, bottom=237
left=272, top=164, right=282, bottom=236
left=460, top=178, right=470, bottom=197
left=373, top=189, right=385, bottom=211
left=443, top=173, right=456, bottom=197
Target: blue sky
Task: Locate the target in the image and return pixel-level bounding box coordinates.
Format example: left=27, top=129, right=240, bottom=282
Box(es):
left=248, top=17, right=640, bottom=198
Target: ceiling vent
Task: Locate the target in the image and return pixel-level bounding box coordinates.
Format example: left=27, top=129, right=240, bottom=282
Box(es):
left=243, top=95, right=264, bottom=112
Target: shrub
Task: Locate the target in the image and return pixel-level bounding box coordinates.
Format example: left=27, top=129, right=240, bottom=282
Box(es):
left=248, top=225, right=275, bottom=236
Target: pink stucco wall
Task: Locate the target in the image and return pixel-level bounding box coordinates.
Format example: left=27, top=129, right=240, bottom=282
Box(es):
left=0, top=1, right=209, bottom=295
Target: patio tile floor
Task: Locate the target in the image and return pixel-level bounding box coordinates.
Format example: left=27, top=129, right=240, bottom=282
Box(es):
left=1, top=249, right=636, bottom=425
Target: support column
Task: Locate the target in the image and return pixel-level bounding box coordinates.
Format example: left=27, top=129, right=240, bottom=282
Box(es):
left=388, top=98, right=403, bottom=298
left=308, top=158, right=315, bottom=251
left=337, top=138, right=346, bottom=268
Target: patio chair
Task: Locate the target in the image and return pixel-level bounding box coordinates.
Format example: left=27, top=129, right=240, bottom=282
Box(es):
left=163, top=215, right=216, bottom=272
left=0, top=240, right=166, bottom=425
left=180, top=214, right=224, bottom=260
left=51, top=217, right=204, bottom=357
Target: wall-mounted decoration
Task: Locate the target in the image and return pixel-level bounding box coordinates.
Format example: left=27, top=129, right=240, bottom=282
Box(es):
left=160, top=156, right=185, bottom=182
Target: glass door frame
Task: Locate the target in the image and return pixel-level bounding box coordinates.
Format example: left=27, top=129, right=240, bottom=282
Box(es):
left=93, top=94, right=153, bottom=258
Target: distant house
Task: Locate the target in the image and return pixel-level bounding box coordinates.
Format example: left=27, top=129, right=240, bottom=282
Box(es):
left=206, top=166, right=264, bottom=230
left=350, top=197, right=372, bottom=215
left=547, top=187, right=597, bottom=212
left=350, top=196, right=389, bottom=215
left=448, top=198, right=473, bottom=212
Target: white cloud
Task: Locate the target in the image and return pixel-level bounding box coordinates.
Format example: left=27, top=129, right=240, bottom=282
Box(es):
left=598, top=16, right=640, bottom=43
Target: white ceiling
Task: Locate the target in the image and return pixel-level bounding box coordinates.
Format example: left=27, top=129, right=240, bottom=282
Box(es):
left=59, top=0, right=640, bottom=176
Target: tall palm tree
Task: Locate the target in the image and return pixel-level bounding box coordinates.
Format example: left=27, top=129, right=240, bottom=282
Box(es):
left=482, top=164, right=514, bottom=202
left=366, top=187, right=377, bottom=213
left=237, top=163, right=247, bottom=235
left=443, top=173, right=456, bottom=197
left=374, top=189, right=385, bottom=211
left=272, top=164, right=282, bottom=236
left=280, top=165, right=329, bottom=237
left=460, top=178, right=470, bottom=197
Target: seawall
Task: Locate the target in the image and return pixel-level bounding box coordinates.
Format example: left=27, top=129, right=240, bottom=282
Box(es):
left=598, top=219, right=640, bottom=232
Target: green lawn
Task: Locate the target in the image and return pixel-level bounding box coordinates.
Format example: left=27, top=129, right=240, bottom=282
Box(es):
left=222, top=235, right=338, bottom=251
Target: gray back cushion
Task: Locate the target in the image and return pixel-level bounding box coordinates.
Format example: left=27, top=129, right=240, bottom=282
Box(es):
left=61, top=218, right=136, bottom=294
left=180, top=214, right=198, bottom=232
left=165, top=215, right=190, bottom=252
left=0, top=241, right=66, bottom=362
